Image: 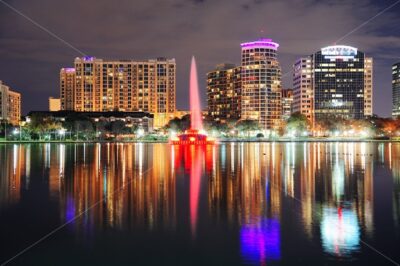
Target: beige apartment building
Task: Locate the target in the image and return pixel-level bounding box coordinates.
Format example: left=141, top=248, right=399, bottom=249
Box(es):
left=0, top=81, right=21, bottom=126
left=60, top=56, right=176, bottom=128
left=49, top=97, right=61, bottom=111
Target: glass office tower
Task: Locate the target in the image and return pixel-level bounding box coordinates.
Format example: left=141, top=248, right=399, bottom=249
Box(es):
left=393, top=62, right=400, bottom=118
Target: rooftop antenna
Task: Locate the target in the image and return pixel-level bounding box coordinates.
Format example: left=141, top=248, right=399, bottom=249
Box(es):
left=260, top=28, right=265, bottom=39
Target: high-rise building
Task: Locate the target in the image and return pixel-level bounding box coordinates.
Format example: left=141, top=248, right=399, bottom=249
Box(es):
left=364, top=58, right=373, bottom=117
left=207, top=64, right=241, bottom=123
left=60, top=68, right=75, bottom=111
left=240, top=38, right=282, bottom=130
left=293, top=45, right=373, bottom=122
left=393, top=62, right=400, bottom=118
left=293, top=58, right=313, bottom=121
left=49, top=97, right=61, bottom=111
left=61, top=56, right=176, bottom=128
left=0, top=81, right=21, bottom=126
left=281, top=89, right=293, bottom=120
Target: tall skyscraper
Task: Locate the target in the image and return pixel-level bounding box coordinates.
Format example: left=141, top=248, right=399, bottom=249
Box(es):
left=207, top=64, right=241, bottom=123
left=293, top=58, right=313, bottom=121
left=60, top=56, right=176, bottom=128
left=364, top=58, right=373, bottom=117
left=0, top=81, right=21, bottom=126
left=60, top=67, right=75, bottom=111
left=293, top=45, right=373, bottom=122
left=240, top=38, right=282, bottom=130
left=393, top=62, right=400, bottom=118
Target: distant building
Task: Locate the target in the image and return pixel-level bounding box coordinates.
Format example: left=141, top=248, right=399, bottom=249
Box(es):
left=281, top=89, right=293, bottom=120
left=60, top=56, right=176, bottom=128
left=49, top=97, right=61, bottom=111
left=293, top=45, right=373, bottom=122
left=0, top=81, right=21, bottom=126
left=240, top=38, right=282, bottom=130
left=207, top=64, right=241, bottom=123
left=393, top=62, right=400, bottom=118
left=26, top=111, right=154, bottom=133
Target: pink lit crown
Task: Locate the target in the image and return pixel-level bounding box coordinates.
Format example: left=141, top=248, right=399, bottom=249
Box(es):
left=240, top=38, right=279, bottom=50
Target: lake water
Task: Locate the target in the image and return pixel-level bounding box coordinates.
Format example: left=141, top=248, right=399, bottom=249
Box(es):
left=0, top=142, right=399, bottom=265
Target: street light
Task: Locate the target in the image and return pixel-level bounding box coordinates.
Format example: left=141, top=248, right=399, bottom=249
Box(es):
left=58, top=128, right=66, bottom=141
left=13, top=128, right=21, bottom=141
left=137, top=128, right=145, bottom=138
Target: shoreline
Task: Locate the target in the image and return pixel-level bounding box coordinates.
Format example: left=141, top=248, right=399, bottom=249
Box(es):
left=0, top=138, right=399, bottom=144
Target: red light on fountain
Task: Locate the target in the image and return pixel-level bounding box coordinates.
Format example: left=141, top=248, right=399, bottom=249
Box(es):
left=170, top=129, right=215, bottom=145
left=171, top=56, right=215, bottom=145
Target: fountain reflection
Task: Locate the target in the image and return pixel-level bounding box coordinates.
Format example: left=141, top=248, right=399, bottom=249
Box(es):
left=1, top=142, right=400, bottom=261
left=172, top=144, right=213, bottom=238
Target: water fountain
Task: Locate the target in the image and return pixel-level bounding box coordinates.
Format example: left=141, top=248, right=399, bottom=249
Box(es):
left=171, top=56, right=215, bottom=145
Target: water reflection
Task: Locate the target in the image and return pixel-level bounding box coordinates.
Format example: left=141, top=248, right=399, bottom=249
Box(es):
left=241, top=218, right=281, bottom=263
left=321, top=207, right=360, bottom=256
left=0, top=143, right=400, bottom=264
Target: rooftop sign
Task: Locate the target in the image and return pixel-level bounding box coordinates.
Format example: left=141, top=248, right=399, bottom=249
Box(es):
left=321, top=45, right=357, bottom=60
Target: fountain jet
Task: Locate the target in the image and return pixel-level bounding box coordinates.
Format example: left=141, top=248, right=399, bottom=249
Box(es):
left=190, top=56, right=203, bottom=131
left=170, top=56, right=214, bottom=145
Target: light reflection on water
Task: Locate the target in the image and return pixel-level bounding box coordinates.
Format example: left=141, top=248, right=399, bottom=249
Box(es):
left=321, top=207, right=360, bottom=256
left=0, top=142, right=399, bottom=265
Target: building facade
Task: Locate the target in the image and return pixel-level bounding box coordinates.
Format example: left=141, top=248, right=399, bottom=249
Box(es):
left=293, top=45, right=373, bottom=123
left=60, top=68, right=76, bottom=111
left=49, top=97, right=61, bottom=111
left=207, top=64, right=241, bottom=123
left=293, top=58, right=313, bottom=121
left=281, top=89, right=293, bottom=120
left=60, top=56, right=176, bottom=128
left=393, top=62, right=400, bottom=118
left=240, top=38, right=282, bottom=130
left=364, top=58, right=373, bottom=117
left=0, top=81, right=21, bottom=126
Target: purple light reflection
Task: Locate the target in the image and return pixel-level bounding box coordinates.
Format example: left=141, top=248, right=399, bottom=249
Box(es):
left=241, top=218, right=281, bottom=264
left=65, top=196, right=76, bottom=222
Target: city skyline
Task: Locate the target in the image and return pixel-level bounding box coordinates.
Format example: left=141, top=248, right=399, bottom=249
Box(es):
left=0, top=0, right=400, bottom=117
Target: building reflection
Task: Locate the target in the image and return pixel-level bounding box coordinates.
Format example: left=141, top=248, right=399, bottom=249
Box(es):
left=208, top=143, right=283, bottom=264
left=207, top=142, right=376, bottom=261
left=386, top=143, right=400, bottom=231
left=1, top=142, right=400, bottom=259
left=0, top=145, right=25, bottom=208
left=54, top=143, right=177, bottom=233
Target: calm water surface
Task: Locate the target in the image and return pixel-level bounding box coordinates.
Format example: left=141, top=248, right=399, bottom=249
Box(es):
left=0, top=142, right=399, bottom=265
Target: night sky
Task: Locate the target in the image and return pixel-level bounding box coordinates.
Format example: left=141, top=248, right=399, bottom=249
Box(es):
left=0, top=0, right=399, bottom=117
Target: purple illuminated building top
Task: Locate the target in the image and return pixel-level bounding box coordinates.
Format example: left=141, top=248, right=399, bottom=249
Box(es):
left=63, top=67, right=75, bottom=73
left=83, top=56, right=95, bottom=61
left=241, top=38, right=279, bottom=50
